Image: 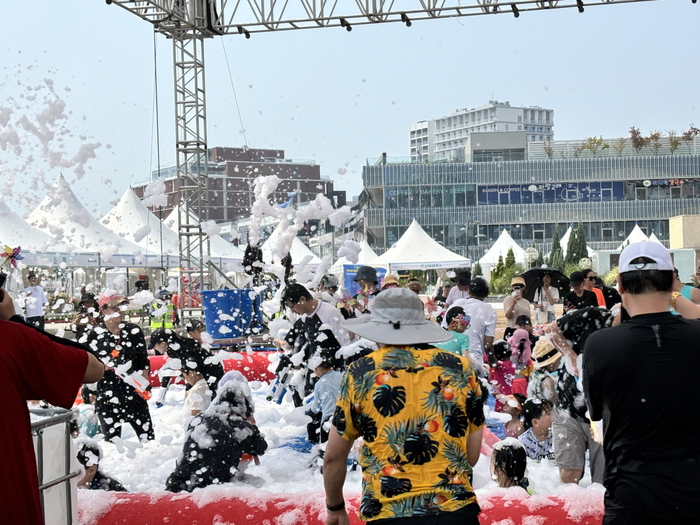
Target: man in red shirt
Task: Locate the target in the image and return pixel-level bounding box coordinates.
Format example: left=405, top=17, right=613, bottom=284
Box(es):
left=0, top=284, right=104, bottom=525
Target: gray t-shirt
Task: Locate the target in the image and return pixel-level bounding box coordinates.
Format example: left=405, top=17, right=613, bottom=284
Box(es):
left=311, top=370, right=343, bottom=422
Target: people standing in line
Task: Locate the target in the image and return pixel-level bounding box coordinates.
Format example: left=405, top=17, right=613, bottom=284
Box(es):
left=1, top=282, right=104, bottom=525
left=562, top=271, right=598, bottom=312
left=448, top=277, right=497, bottom=376
left=324, top=288, right=484, bottom=524
left=582, top=269, right=606, bottom=307
left=23, top=272, right=48, bottom=330
left=533, top=273, right=559, bottom=324
left=446, top=269, right=471, bottom=305
left=503, top=276, right=532, bottom=329
left=86, top=292, right=155, bottom=442
left=583, top=241, right=700, bottom=525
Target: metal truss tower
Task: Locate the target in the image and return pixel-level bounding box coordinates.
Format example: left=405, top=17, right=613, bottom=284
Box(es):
left=106, top=0, right=660, bottom=315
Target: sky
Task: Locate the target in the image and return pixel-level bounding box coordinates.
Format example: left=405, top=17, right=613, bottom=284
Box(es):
left=1, top=0, right=698, bottom=219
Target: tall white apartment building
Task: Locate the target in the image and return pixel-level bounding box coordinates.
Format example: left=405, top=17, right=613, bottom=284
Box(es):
left=410, top=100, right=554, bottom=162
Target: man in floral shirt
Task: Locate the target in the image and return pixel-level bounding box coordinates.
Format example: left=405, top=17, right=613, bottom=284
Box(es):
left=324, top=288, right=484, bottom=525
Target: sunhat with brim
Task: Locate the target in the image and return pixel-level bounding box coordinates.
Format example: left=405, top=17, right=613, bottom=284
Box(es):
left=98, top=293, right=129, bottom=310
left=342, top=288, right=451, bottom=345
left=381, top=275, right=400, bottom=289
left=511, top=276, right=526, bottom=287
left=533, top=338, right=561, bottom=369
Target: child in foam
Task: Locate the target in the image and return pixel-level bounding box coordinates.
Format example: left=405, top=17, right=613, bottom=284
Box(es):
left=165, top=379, right=267, bottom=493
left=519, top=398, right=554, bottom=461
left=433, top=306, right=471, bottom=357
left=490, top=438, right=533, bottom=494
left=490, top=340, right=516, bottom=412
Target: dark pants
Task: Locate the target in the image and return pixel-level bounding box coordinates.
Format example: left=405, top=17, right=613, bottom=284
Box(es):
left=371, top=504, right=480, bottom=525
left=306, top=412, right=329, bottom=444
left=26, top=316, right=45, bottom=330
left=96, top=395, right=155, bottom=442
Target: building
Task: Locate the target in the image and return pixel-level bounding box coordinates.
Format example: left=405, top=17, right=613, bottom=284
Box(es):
left=410, top=100, right=554, bottom=162
left=133, top=147, right=341, bottom=224
left=364, top=134, right=700, bottom=263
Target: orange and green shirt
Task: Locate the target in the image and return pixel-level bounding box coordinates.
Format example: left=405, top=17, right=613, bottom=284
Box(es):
left=333, top=345, right=485, bottom=521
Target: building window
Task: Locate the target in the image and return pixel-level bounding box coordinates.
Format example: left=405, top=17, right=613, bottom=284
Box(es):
left=517, top=116, right=522, bottom=123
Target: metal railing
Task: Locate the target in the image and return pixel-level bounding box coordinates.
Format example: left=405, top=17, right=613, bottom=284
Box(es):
left=31, top=408, right=80, bottom=525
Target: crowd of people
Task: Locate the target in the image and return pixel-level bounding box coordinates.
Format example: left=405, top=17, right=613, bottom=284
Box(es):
left=6, top=239, right=700, bottom=525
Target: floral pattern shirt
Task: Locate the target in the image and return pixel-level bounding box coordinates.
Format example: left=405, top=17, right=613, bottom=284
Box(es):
left=333, top=345, right=484, bottom=521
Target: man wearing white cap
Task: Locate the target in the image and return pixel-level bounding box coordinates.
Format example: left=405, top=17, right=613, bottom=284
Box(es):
left=583, top=241, right=700, bottom=525
left=323, top=288, right=484, bottom=525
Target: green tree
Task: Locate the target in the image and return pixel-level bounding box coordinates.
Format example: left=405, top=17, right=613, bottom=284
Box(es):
left=535, top=249, right=544, bottom=267
left=492, top=255, right=505, bottom=281
left=549, top=228, right=565, bottom=272
left=472, top=261, right=483, bottom=277
left=567, top=223, right=588, bottom=265
left=505, top=247, right=516, bottom=269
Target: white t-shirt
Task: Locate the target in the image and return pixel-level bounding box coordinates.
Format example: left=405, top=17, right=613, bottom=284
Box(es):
left=310, top=370, right=343, bottom=422
left=445, top=286, right=470, bottom=306
left=24, top=285, right=48, bottom=317
left=533, top=286, right=560, bottom=314
left=447, top=298, right=497, bottom=364
left=183, top=379, right=212, bottom=415
left=502, top=295, right=532, bottom=328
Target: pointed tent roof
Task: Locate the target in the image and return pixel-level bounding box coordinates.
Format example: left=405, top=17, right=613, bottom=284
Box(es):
left=29, top=175, right=144, bottom=256
left=101, top=188, right=180, bottom=256
left=559, top=226, right=595, bottom=257
left=329, top=239, right=380, bottom=273
left=617, top=224, right=648, bottom=251
left=0, top=199, right=62, bottom=252
left=479, top=229, right=526, bottom=267
left=163, top=207, right=245, bottom=261
left=648, top=232, right=663, bottom=245
left=367, top=219, right=470, bottom=270
left=261, top=223, right=321, bottom=268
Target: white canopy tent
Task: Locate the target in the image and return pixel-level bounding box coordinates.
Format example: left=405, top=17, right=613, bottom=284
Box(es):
left=28, top=176, right=154, bottom=267
left=329, top=239, right=379, bottom=274
left=163, top=207, right=245, bottom=271
left=479, top=229, right=526, bottom=280
left=102, top=188, right=181, bottom=263
left=367, top=219, right=471, bottom=271
left=648, top=232, right=663, bottom=244
left=261, top=223, right=321, bottom=269
left=0, top=199, right=62, bottom=253
left=616, top=224, right=649, bottom=251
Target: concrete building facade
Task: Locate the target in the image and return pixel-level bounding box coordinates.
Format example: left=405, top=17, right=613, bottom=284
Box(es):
left=133, top=147, right=339, bottom=225
left=410, top=100, right=554, bottom=162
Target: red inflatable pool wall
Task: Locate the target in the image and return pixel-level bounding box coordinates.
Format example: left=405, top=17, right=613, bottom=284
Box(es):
left=147, top=351, right=275, bottom=387
left=79, top=489, right=604, bottom=525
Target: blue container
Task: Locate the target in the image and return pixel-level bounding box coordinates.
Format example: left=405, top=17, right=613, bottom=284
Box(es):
left=200, top=289, right=264, bottom=339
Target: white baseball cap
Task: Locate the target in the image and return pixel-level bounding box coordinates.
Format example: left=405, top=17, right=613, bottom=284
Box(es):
left=618, top=241, right=673, bottom=273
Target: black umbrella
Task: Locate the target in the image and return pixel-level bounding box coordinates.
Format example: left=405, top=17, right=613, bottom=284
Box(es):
left=521, top=267, right=570, bottom=302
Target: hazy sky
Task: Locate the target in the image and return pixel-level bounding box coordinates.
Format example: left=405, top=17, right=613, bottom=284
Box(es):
left=1, top=0, right=697, bottom=219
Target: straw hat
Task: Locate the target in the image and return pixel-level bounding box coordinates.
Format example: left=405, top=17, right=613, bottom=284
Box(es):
left=342, top=288, right=450, bottom=345
left=381, top=274, right=401, bottom=290
left=533, top=338, right=561, bottom=369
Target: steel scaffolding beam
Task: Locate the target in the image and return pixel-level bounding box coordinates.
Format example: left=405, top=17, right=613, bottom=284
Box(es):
left=173, top=32, right=210, bottom=318
left=108, top=0, right=662, bottom=37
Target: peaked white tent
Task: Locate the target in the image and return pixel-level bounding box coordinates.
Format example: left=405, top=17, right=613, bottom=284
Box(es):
left=329, top=239, right=379, bottom=274
left=367, top=219, right=471, bottom=270
left=0, top=199, right=62, bottom=252
left=648, top=232, right=663, bottom=244
left=102, top=188, right=181, bottom=258
left=616, top=224, right=649, bottom=250
left=163, top=207, right=245, bottom=262
left=559, top=226, right=595, bottom=257
left=479, top=229, right=526, bottom=279
left=29, top=176, right=147, bottom=264
left=261, top=223, right=321, bottom=269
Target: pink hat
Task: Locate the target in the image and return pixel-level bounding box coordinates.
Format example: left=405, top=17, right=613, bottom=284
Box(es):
left=98, top=292, right=128, bottom=310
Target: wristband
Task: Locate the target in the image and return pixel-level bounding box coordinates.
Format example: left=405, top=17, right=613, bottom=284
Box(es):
left=671, top=291, right=681, bottom=311
left=326, top=501, right=345, bottom=512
